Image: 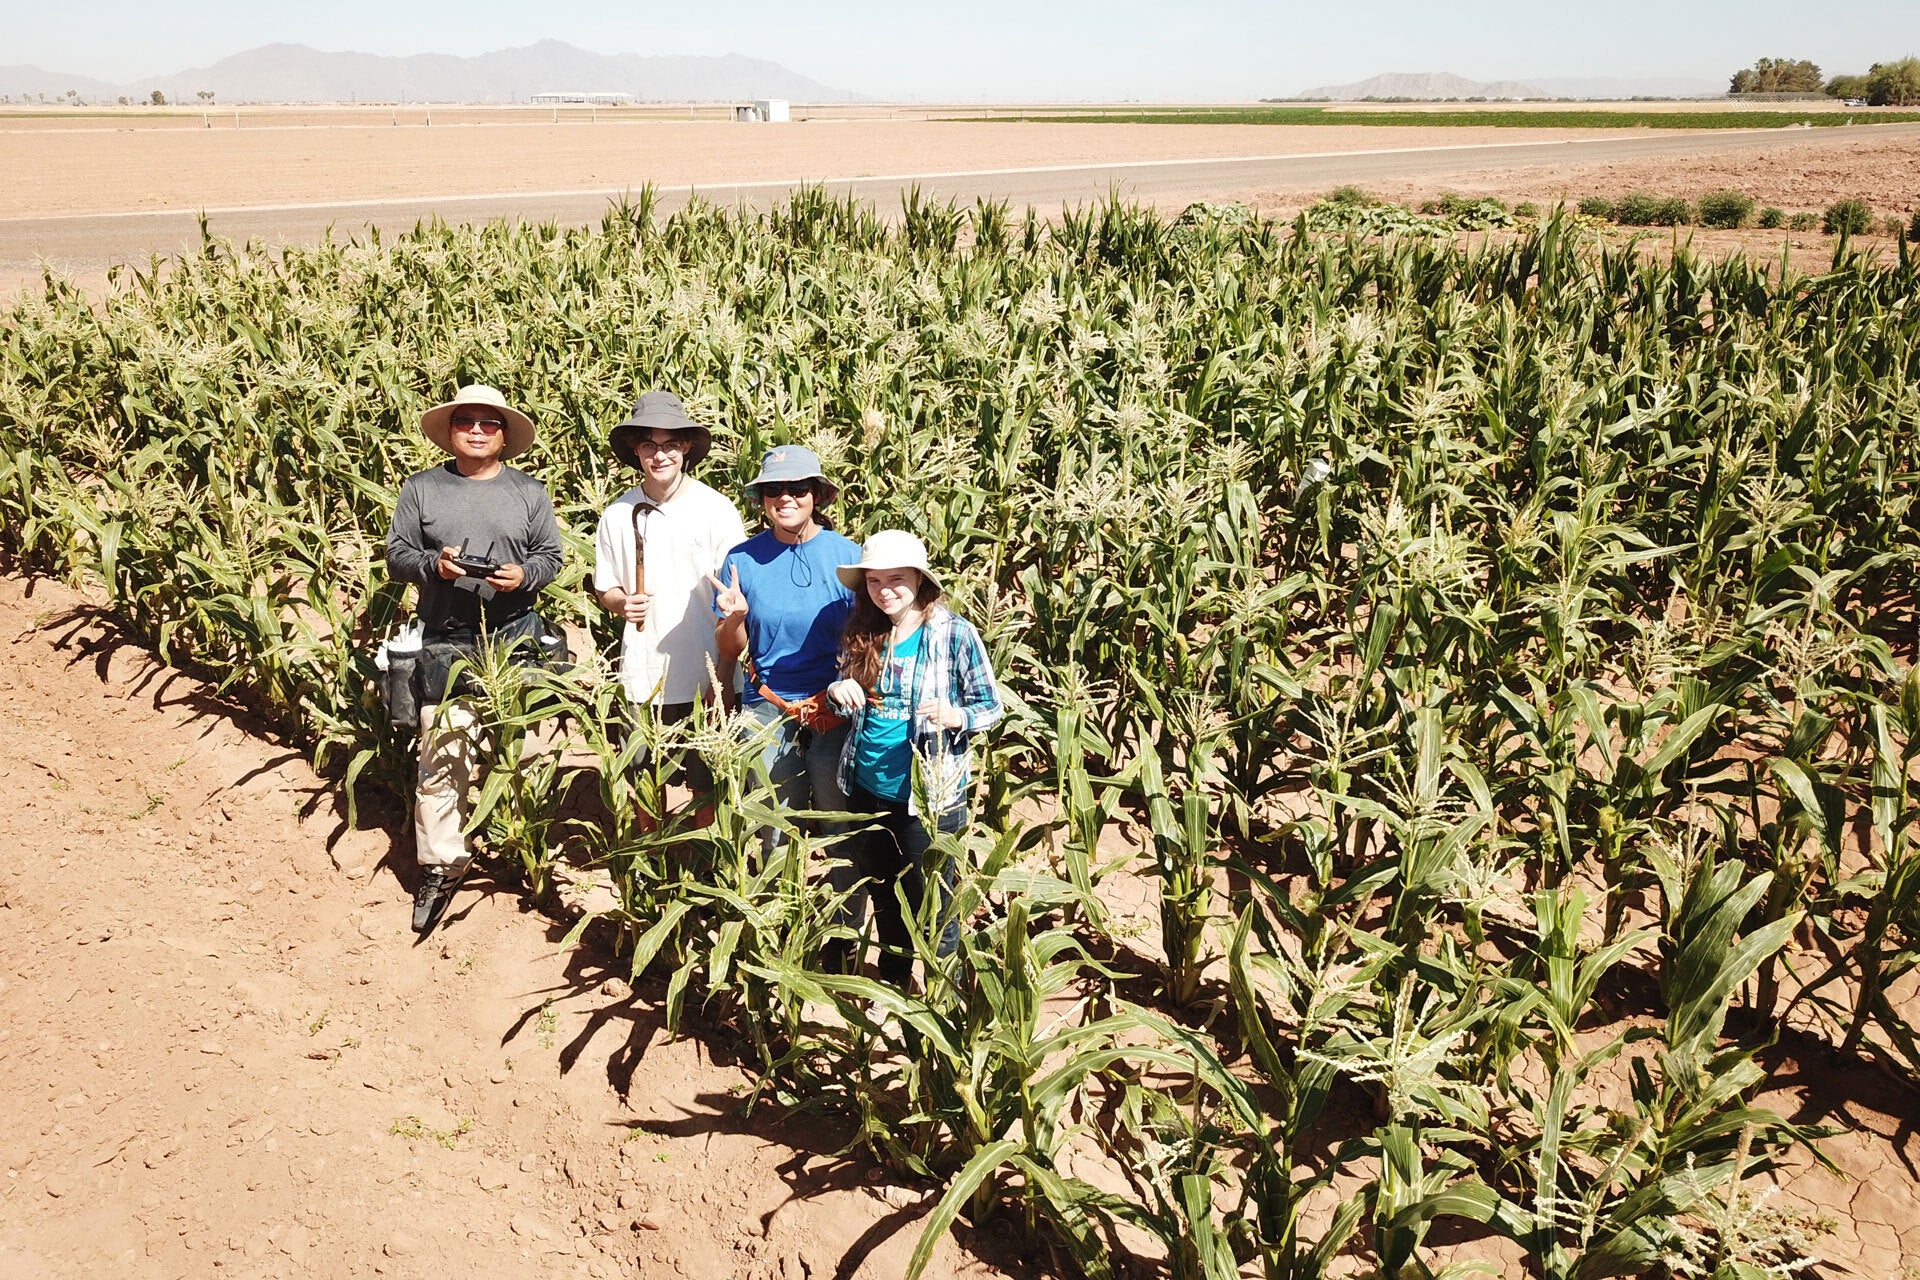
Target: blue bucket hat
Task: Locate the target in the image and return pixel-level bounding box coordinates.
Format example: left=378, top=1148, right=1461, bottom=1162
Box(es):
left=744, top=444, right=840, bottom=504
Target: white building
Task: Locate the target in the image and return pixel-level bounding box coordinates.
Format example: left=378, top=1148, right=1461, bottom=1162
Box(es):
left=734, top=98, right=790, bottom=122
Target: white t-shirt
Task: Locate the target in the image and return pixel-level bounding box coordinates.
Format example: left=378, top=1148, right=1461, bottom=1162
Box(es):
left=593, top=477, right=746, bottom=705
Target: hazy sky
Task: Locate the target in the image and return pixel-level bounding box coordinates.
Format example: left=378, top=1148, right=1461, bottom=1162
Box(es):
left=6, top=0, right=1916, bottom=98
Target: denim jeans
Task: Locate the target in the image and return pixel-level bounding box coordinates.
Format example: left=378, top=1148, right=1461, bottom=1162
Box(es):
left=847, top=781, right=965, bottom=990
left=739, top=697, right=858, bottom=909
left=740, top=696, right=849, bottom=818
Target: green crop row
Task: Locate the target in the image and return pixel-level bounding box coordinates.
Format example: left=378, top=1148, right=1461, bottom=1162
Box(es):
left=959, top=105, right=1920, bottom=128
left=1574, top=190, right=1913, bottom=236
left=3, top=191, right=1917, bottom=1276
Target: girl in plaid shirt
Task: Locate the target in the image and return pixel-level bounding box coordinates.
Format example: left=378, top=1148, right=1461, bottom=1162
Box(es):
left=827, top=531, right=1003, bottom=989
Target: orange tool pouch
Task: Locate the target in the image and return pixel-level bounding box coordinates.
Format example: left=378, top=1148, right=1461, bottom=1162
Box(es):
left=756, top=686, right=847, bottom=733
left=743, top=654, right=847, bottom=732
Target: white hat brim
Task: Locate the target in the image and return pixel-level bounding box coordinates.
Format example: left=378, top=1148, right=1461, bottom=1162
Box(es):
left=835, top=560, right=940, bottom=594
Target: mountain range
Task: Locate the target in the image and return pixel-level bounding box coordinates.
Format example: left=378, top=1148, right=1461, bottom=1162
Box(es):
left=0, top=40, right=857, bottom=104
left=1294, top=71, right=1722, bottom=101
left=1295, top=72, right=1547, bottom=101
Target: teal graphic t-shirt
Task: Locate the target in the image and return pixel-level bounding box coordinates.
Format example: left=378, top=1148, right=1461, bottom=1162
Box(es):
left=852, top=626, right=925, bottom=802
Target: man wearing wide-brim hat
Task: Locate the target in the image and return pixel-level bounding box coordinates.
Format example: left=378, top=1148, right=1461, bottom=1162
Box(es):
left=592, top=392, right=744, bottom=790
left=385, top=383, right=564, bottom=932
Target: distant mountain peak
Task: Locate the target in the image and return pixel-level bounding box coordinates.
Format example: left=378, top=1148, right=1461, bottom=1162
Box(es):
left=1295, top=71, right=1547, bottom=101
left=3, top=41, right=858, bottom=104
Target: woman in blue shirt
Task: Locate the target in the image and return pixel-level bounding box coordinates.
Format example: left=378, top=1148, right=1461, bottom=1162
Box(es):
left=710, top=446, right=861, bottom=846
left=827, top=530, right=1004, bottom=989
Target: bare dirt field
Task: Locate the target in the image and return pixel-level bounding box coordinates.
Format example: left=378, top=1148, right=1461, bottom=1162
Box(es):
left=0, top=118, right=1666, bottom=220
left=7, top=113, right=1916, bottom=299
left=0, top=575, right=1004, bottom=1280
left=1243, top=132, right=1920, bottom=225
left=4, top=97, right=1864, bottom=131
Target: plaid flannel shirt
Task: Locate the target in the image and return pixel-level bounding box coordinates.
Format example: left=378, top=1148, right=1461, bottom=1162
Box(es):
left=837, top=604, right=1004, bottom=817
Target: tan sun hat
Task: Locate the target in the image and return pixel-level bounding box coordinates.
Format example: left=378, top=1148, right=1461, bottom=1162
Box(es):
left=419, top=384, right=536, bottom=461
left=836, top=530, right=941, bottom=594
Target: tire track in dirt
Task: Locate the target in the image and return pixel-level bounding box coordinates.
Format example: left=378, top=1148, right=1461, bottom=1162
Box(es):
left=0, top=574, right=999, bottom=1280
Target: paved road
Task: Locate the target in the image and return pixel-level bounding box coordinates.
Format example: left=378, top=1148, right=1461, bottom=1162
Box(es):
left=6, top=123, right=1916, bottom=285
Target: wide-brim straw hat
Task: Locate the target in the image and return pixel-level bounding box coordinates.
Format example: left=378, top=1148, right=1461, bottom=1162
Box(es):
left=609, top=391, right=712, bottom=468
left=836, top=529, right=941, bottom=593
left=745, top=444, right=840, bottom=504
left=419, top=384, right=536, bottom=461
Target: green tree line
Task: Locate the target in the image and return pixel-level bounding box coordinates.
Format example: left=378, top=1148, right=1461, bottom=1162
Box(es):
left=1728, top=54, right=1920, bottom=105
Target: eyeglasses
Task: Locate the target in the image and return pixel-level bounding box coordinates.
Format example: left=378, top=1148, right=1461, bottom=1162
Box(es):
left=450, top=415, right=507, bottom=432
left=635, top=436, right=689, bottom=454
left=758, top=481, right=814, bottom=498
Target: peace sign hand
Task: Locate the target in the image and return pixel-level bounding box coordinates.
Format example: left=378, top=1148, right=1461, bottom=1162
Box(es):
left=706, top=564, right=748, bottom=620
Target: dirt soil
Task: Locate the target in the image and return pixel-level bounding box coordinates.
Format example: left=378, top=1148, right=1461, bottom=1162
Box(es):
left=1374, top=132, right=1918, bottom=215
left=0, top=573, right=1006, bottom=1280
left=0, top=120, right=1655, bottom=220
left=1211, top=130, right=1920, bottom=278
left=5, top=119, right=1910, bottom=299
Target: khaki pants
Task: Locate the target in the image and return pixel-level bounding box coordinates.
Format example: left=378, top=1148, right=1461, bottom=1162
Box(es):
left=415, top=701, right=484, bottom=869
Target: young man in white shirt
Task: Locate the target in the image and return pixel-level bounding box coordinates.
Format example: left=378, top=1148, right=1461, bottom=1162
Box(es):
left=593, top=392, right=746, bottom=805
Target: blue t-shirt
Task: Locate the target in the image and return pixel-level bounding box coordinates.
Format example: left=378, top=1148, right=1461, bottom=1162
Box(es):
left=717, top=528, right=859, bottom=704
left=852, top=625, right=924, bottom=802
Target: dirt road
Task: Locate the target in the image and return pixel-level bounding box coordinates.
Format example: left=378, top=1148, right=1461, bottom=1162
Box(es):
left=0, top=575, right=997, bottom=1280
left=6, top=121, right=1917, bottom=296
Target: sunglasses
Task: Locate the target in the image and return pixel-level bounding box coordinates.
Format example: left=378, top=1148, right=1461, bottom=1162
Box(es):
left=450, top=415, right=507, bottom=432
left=758, top=481, right=815, bottom=498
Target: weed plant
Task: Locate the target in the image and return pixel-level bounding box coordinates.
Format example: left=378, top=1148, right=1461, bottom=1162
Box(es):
left=1697, top=190, right=1756, bottom=229
left=1824, top=198, right=1876, bottom=236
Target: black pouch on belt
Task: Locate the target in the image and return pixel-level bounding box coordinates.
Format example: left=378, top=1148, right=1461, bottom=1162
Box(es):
left=418, top=611, right=564, bottom=703
left=416, top=640, right=481, bottom=705
left=383, top=647, right=422, bottom=727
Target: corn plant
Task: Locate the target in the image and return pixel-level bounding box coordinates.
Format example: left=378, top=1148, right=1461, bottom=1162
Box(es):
left=761, top=882, right=1197, bottom=1279
left=1395, top=855, right=1826, bottom=1277
left=6, top=192, right=1919, bottom=1278
left=461, top=647, right=575, bottom=906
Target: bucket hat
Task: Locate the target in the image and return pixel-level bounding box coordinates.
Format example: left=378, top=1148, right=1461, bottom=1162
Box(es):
left=419, top=384, right=535, bottom=461
left=836, top=529, right=941, bottom=594
left=745, top=444, right=839, bottom=504
left=609, top=391, right=712, bottom=468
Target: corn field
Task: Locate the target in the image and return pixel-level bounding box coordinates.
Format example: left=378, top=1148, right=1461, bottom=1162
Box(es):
left=4, top=190, right=1919, bottom=1277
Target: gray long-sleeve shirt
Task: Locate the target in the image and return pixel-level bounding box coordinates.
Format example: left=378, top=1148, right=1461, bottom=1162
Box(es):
left=385, top=461, right=564, bottom=632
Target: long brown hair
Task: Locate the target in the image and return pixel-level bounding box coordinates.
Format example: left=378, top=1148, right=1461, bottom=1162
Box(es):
left=841, top=571, right=944, bottom=689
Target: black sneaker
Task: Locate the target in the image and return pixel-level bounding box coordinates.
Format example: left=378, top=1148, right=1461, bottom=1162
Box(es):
left=411, top=867, right=452, bottom=933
